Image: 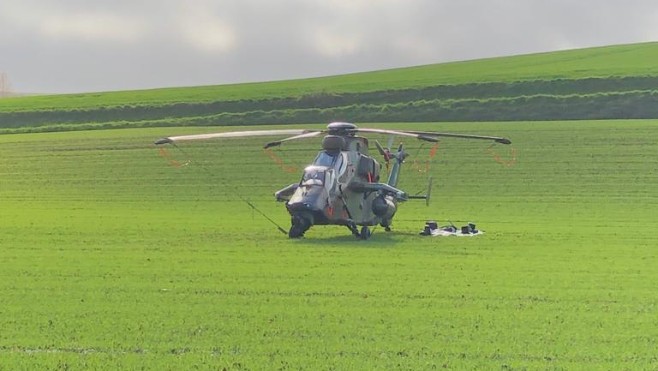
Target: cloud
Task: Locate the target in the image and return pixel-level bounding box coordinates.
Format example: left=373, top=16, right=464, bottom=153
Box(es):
left=0, top=1, right=147, bottom=43
left=2, top=0, right=658, bottom=93
left=307, top=27, right=362, bottom=58
left=39, top=12, right=146, bottom=43
left=174, top=11, right=237, bottom=54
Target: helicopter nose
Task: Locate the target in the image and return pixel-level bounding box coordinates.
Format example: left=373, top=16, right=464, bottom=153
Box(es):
left=287, top=202, right=314, bottom=213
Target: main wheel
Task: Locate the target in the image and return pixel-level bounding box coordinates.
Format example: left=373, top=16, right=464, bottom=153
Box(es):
left=360, top=226, right=371, bottom=240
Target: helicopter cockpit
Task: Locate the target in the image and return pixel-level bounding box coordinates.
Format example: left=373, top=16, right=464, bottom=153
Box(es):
left=313, top=150, right=347, bottom=178
left=301, top=166, right=326, bottom=186
left=301, top=163, right=339, bottom=187
left=313, top=151, right=343, bottom=168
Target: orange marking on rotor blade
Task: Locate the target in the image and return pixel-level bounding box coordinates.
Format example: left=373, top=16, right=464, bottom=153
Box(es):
left=158, top=147, right=188, bottom=168
left=486, top=145, right=517, bottom=167
left=264, top=148, right=297, bottom=173
left=429, top=142, right=439, bottom=158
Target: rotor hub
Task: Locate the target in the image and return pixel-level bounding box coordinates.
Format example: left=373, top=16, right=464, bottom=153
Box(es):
left=327, top=122, right=357, bottom=136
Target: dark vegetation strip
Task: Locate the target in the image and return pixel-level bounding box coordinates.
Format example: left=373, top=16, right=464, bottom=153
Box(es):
left=2, top=76, right=658, bottom=132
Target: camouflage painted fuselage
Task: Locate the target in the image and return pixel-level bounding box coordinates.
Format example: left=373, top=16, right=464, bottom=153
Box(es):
left=276, top=132, right=402, bottom=237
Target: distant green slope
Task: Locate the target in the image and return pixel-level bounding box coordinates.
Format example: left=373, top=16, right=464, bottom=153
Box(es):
left=3, top=42, right=658, bottom=111
left=2, top=42, right=658, bottom=132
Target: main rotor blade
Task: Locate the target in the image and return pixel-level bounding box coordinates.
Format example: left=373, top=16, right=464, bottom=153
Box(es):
left=357, top=128, right=439, bottom=143
left=405, top=130, right=512, bottom=144
left=155, top=129, right=311, bottom=145
left=264, top=131, right=324, bottom=149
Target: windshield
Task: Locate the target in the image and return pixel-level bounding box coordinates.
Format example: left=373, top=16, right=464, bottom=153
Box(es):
left=314, top=151, right=337, bottom=167
left=301, top=168, right=325, bottom=186
left=313, top=151, right=343, bottom=170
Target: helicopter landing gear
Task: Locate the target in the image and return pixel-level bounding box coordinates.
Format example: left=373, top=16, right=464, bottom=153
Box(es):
left=345, top=222, right=372, bottom=240
left=359, top=226, right=371, bottom=240
left=346, top=222, right=360, bottom=238
left=289, top=214, right=312, bottom=238
left=288, top=224, right=305, bottom=238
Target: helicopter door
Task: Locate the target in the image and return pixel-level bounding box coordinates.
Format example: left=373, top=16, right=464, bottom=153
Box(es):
left=324, top=169, right=336, bottom=192
left=336, top=153, right=347, bottom=177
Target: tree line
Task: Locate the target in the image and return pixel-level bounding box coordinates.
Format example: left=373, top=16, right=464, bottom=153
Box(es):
left=2, top=76, right=658, bottom=132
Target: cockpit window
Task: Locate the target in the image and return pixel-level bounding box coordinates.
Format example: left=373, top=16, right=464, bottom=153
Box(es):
left=301, top=169, right=325, bottom=186
left=313, top=151, right=336, bottom=167
left=313, top=151, right=344, bottom=170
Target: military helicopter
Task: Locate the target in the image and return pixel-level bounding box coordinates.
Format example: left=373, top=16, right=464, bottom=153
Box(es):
left=155, top=122, right=511, bottom=239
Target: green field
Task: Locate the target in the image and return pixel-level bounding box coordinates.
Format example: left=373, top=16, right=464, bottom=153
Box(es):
left=3, top=42, right=658, bottom=111
left=1, top=120, right=657, bottom=369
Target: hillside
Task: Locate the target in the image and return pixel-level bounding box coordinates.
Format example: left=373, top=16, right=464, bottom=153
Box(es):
left=1, top=42, right=658, bottom=132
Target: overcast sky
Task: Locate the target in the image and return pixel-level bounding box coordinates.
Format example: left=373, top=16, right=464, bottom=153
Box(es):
left=1, top=0, right=657, bottom=94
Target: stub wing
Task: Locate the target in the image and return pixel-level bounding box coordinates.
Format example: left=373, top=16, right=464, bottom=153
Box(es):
left=349, top=182, right=408, bottom=201
left=274, top=183, right=299, bottom=202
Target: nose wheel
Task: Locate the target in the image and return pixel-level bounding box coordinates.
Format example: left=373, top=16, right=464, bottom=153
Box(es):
left=289, top=214, right=312, bottom=238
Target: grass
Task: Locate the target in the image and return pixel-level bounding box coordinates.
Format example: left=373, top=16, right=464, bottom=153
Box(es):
left=1, top=120, right=657, bottom=369
left=2, top=42, right=658, bottom=111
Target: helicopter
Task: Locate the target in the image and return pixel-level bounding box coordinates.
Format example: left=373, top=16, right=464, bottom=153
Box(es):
left=155, top=122, right=511, bottom=239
